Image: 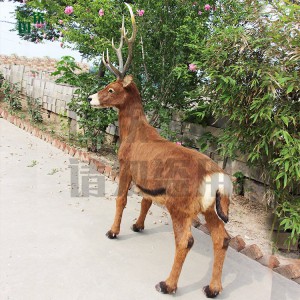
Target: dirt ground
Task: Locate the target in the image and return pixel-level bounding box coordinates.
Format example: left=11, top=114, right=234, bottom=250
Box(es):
left=227, top=195, right=273, bottom=255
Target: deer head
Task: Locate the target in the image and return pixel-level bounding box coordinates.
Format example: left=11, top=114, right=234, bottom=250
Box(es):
left=89, top=3, right=137, bottom=109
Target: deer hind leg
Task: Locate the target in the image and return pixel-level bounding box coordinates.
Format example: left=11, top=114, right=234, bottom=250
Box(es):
left=203, top=209, right=231, bottom=298
left=132, top=197, right=152, bottom=232
left=156, top=211, right=193, bottom=294
left=106, top=167, right=132, bottom=239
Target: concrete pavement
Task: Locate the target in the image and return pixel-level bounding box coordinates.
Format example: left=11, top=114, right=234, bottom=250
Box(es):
left=0, top=118, right=299, bottom=300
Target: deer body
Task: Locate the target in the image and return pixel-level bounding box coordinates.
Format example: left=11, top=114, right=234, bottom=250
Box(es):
left=90, top=76, right=232, bottom=297
left=89, top=4, right=232, bottom=298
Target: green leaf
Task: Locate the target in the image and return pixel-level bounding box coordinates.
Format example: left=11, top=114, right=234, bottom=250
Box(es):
left=281, top=116, right=289, bottom=126
left=285, top=161, right=289, bottom=172
left=287, top=84, right=294, bottom=94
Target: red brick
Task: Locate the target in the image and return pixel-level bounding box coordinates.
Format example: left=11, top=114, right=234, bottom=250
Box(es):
left=90, top=158, right=105, bottom=173
left=257, top=255, right=280, bottom=269
left=89, top=158, right=98, bottom=169
left=52, top=139, right=59, bottom=148
left=274, top=264, right=300, bottom=280
left=3, top=111, right=8, bottom=119
left=240, top=244, right=263, bottom=260
left=13, top=117, right=19, bottom=126
left=43, top=133, right=50, bottom=142
left=199, top=223, right=210, bottom=235
left=229, top=235, right=246, bottom=252
left=28, top=125, right=33, bottom=133
left=74, top=150, right=81, bottom=159
left=104, top=165, right=112, bottom=176
left=86, top=154, right=93, bottom=164
left=192, top=217, right=201, bottom=229
left=96, top=162, right=105, bottom=173
left=32, top=128, right=38, bottom=137
left=79, top=151, right=88, bottom=163
left=64, top=145, right=71, bottom=154
left=293, top=277, right=300, bottom=285
left=59, top=142, right=66, bottom=151
left=16, top=118, right=22, bottom=128
left=110, top=170, right=118, bottom=181
left=8, top=115, right=15, bottom=123
left=69, top=147, right=76, bottom=157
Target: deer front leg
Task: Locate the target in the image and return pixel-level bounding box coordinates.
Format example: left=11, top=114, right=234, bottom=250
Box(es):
left=203, top=210, right=231, bottom=298
left=131, top=197, right=152, bottom=232
left=156, top=211, right=193, bottom=294
left=106, top=166, right=132, bottom=239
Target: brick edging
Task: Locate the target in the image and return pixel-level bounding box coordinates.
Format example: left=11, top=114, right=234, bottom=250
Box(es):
left=1, top=107, right=299, bottom=285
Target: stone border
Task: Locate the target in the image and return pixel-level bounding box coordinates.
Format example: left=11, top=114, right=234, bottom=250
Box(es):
left=0, top=107, right=299, bottom=285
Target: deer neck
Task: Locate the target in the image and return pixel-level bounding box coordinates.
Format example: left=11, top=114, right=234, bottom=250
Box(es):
left=118, top=102, right=146, bottom=142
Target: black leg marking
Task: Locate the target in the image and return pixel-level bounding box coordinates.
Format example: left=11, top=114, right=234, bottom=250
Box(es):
left=222, top=237, right=231, bottom=249
left=203, top=285, right=219, bottom=298
left=106, top=230, right=117, bottom=239
left=155, top=281, right=176, bottom=294
left=131, top=224, right=144, bottom=232
left=187, top=236, right=194, bottom=249
left=155, top=281, right=169, bottom=294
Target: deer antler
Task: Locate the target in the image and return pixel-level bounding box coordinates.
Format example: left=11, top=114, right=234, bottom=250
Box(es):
left=102, top=3, right=137, bottom=79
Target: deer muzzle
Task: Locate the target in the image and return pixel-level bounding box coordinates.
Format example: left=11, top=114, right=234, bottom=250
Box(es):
left=88, top=93, right=101, bottom=107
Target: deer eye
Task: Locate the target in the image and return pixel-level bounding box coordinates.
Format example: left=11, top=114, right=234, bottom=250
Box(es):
left=108, top=88, right=114, bottom=93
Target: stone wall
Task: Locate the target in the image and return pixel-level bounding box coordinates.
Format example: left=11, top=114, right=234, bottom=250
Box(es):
left=0, top=60, right=78, bottom=120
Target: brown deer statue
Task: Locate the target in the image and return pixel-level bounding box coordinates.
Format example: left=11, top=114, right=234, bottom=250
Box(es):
left=89, top=3, right=232, bottom=298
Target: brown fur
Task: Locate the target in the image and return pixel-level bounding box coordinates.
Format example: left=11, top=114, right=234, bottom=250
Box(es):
left=91, top=75, right=231, bottom=298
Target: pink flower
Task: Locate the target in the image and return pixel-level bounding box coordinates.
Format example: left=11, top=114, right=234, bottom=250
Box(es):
left=198, top=11, right=202, bottom=15
left=99, top=9, right=104, bottom=17
left=137, top=9, right=145, bottom=17
left=176, top=142, right=182, bottom=146
left=35, top=23, right=44, bottom=29
left=60, top=42, right=64, bottom=47
left=51, top=37, right=55, bottom=42
left=204, top=4, right=211, bottom=11
left=23, top=0, right=26, bottom=3
left=188, top=63, right=197, bottom=72
left=64, top=6, right=73, bottom=15
left=59, top=19, right=64, bottom=25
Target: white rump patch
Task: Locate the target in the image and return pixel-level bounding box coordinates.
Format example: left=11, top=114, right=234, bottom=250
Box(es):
left=199, top=172, right=232, bottom=211
left=89, top=93, right=100, bottom=106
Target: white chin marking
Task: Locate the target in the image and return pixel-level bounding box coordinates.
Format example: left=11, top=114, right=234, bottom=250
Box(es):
left=89, top=93, right=100, bottom=106
left=199, top=173, right=232, bottom=211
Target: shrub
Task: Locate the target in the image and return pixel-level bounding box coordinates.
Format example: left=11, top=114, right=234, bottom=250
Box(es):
left=52, top=56, right=117, bottom=152
left=2, top=80, right=22, bottom=111
left=26, top=96, right=43, bottom=123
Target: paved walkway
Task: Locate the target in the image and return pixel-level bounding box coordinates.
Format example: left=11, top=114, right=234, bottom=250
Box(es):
left=0, top=118, right=299, bottom=300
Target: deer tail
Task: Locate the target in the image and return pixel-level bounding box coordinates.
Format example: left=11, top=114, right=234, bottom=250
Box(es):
left=215, top=190, right=230, bottom=223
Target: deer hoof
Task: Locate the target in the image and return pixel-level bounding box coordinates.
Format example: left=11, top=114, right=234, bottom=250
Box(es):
left=106, top=230, right=117, bottom=239
left=155, top=281, right=177, bottom=294
left=203, top=285, right=219, bottom=298
left=131, top=224, right=144, bottom=232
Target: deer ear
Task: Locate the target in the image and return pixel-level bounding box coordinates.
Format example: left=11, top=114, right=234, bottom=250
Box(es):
left=122, top=75, right=133, bottom=88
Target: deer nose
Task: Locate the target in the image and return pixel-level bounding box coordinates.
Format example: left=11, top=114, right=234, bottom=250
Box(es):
left=87, top=97, right=92, bottom=103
